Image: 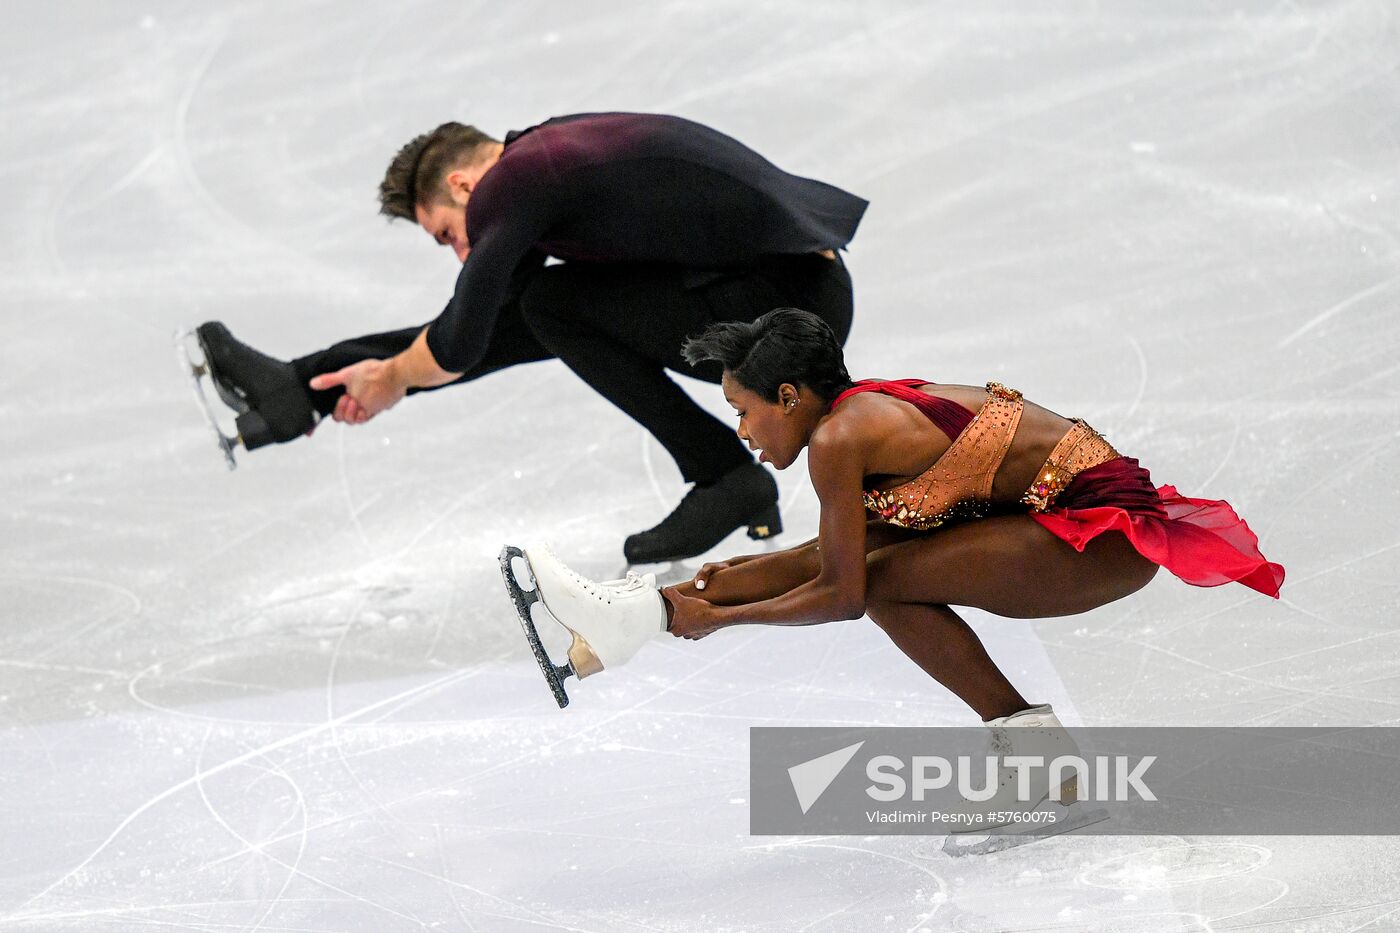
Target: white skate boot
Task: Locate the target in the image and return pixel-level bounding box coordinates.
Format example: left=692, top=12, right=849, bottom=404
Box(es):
left=499, top=543, right=668, bottom=708
left=941, top=704, right=1108, bottom=856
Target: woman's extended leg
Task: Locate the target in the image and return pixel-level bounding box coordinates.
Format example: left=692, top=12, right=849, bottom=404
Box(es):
left=863, top=516, right=1159, bottom=719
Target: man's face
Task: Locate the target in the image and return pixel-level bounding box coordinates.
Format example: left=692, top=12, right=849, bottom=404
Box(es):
left=415, top=199, right=470, bottom=263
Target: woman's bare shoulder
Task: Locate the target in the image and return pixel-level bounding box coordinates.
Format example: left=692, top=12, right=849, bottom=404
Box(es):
left=813, top=394, right=916, bottom=456
left=810, top=406, right=865, bottom=449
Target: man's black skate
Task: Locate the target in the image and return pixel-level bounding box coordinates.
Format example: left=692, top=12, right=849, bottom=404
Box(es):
left=190, top=321, right=317, bottom=452
left=623, top=461, right=782, bottom=564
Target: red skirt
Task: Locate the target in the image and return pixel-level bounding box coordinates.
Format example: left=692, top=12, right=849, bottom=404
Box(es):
left=1030, top=458, right=1284, bottom=598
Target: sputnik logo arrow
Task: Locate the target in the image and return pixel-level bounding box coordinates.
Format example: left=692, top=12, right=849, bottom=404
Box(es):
left=788, top=741, right=866, bottom=815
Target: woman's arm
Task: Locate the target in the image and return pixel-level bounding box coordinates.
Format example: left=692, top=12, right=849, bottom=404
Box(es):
left=664, top=424, right=870, bottom=633
left=689, top=536, right=818, bottom=591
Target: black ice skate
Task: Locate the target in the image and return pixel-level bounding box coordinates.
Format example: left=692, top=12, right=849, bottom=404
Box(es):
left=623, top=461, right=782, bottom=565
left=174, top=322, right=318, bottom=468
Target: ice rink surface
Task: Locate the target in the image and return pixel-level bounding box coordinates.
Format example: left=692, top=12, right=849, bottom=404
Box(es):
left=3, top=1, right=1399, bottom=929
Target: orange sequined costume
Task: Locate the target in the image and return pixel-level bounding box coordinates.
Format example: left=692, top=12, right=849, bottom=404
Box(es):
left=830, top=379, right=1284, bottom=598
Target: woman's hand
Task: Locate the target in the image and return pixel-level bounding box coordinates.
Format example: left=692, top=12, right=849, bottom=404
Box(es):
left=691, top=560, right=734, bottom=592
left=662, top=586, right=731, bottom=640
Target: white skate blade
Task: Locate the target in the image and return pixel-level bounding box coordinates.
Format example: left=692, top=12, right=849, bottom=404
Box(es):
left=174, top=328, right=239, bottom=471
left=940, top=806, right=1110, bottom=858
left=499, top=545, right=574, bottom=709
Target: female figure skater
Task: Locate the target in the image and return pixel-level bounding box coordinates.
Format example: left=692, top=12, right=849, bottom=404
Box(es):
left=504, top=307, right=1283, bottom=736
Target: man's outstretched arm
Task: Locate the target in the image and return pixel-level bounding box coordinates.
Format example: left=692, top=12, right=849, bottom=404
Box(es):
left=308, top=167, right=556, bottom=425
left=308, top=328, right=459, bottom=424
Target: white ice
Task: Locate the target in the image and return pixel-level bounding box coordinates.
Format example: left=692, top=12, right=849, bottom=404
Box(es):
left=2, top=1, right=1398, bottom=930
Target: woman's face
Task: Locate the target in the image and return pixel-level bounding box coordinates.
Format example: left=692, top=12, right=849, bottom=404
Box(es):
left=722, top=371, right=810, bottom=470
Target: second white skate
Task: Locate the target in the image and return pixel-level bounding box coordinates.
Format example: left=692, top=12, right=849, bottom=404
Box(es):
left=940, top=704, right=1109, bottom=856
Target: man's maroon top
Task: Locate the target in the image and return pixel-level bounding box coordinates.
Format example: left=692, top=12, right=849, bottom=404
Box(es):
left=424, top=112, right=869, bottom=372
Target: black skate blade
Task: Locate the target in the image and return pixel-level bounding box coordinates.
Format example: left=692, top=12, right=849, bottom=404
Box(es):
left=174, top=330, right=240, bottom=472
left=190, top=327, right=253, bottom=415
left=499, top=545, right=574, bottom=709
left=940, top=806, right=1110, bottom=858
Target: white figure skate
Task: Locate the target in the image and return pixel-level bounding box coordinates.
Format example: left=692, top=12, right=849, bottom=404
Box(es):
left=499, top=543, right=668, bottom=708
left=941, top=704, right=1109, bottom=857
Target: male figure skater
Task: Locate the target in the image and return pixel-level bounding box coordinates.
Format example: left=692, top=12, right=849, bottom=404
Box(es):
left=192, top=112, right=866, bottom=563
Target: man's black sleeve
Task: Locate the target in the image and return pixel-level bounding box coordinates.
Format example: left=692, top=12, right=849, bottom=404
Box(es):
left=424, top=186, right=556, bottom=373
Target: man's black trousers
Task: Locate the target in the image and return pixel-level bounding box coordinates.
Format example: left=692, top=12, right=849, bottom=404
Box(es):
left=292, top=253, right=853, bottom=485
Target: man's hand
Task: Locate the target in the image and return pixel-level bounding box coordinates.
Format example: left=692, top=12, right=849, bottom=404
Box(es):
left=306, top=328, right=460, bottom=426
left=308, top=359, right=407, bottom=425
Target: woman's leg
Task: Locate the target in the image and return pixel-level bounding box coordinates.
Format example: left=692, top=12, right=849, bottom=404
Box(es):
left=863, top=516, right=1158, bottom=719
left=866, top=516, right=1158, bottom=617
left=864, top=601, right=1030, bottom=721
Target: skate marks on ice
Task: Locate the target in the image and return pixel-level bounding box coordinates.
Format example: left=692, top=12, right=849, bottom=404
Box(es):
left=742, top=836, right=954, bottom=931
left=929, top=837, right=1295, bottom=930
left=1079, top=842, right=1274, bottom=891
left=740, top=834, right=1233, bottom=932
left=0, top=574, right=142, bottom=665
left=0, top=569, right=478, bottom=730
left=11, top=666, right=478, bottom=917
left=1074, top=842, right=1309, bottom=932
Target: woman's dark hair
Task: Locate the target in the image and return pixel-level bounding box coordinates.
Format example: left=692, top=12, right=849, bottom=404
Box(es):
left=682, top=307, right=854, bottom=402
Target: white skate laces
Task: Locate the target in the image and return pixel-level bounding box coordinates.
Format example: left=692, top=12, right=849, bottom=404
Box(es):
left=594, top=570, right=658, bottom=600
